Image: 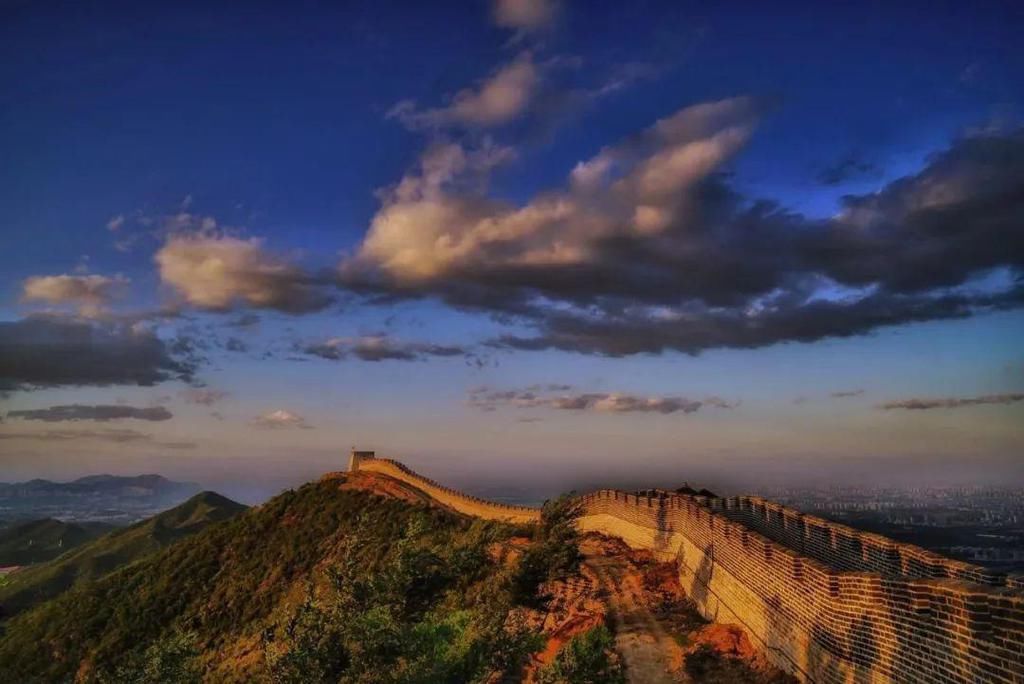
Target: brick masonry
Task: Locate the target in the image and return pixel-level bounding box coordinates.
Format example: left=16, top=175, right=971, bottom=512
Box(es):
left=347, top=452, right=1024, bottom=683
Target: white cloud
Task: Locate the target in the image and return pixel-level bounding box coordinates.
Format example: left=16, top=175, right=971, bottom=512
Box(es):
left=492, top=0, right=558, bottom=33
left=351, top=96, right=760, bottom=285
left=22, top=274, right=129, bottom=317
left=389, top=53, right=540, bottom=130
left=251, top=409, right=312, bottom=429
left=155, top=233, right=331, bottom=313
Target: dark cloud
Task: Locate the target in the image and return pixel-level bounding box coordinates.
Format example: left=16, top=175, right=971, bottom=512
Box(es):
left=6, top=405, right=173, bottom=422
left=0, top=428, right=196, bottom=449
left=817, top=154, right=880, bottom=185
left=830, top=389, right=865, bottom=398
left=343, top=102, right=1024, bottom=357
left=468, top=386, right=736, bottom=415
left=490, top=286, right=1024, bottom=356
left=0, top=316, right=197, bottom=392
left=803, top=131, right=1024, bottom=294
left=227, top=313, right=261, bottom=328
left=878, top=393, right=1024, bottom=410
left=301, top=335, right=467, bottom=362
left=225, top=337, right=248, bottom=353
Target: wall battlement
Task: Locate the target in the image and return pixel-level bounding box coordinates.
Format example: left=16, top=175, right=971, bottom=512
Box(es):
left=344, top=452, right=1023, bottom=683
left=577, top=490, right=1023, bottom=683
left=347, top=450, right=540, bottom=524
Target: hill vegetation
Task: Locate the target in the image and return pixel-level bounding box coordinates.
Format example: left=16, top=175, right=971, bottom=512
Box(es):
left=0, top=518, right=116, bottom=566
left=0, top=479, right=591, bottom=683
left=0, top=491, right=246, bottom=619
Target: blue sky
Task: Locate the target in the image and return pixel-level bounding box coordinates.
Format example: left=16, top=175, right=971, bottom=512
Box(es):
left=1, top=0, right=1022, bottom=502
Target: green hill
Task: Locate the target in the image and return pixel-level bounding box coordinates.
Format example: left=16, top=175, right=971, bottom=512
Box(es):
left=0, top=491, right=246, bottom=619
left=0, top=518, right=116, bottom=566
left=0, top=478, right=561, bottom=683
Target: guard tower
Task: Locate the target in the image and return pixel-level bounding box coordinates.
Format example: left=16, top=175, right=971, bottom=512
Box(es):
left=348, top=449, right=376, bottom=472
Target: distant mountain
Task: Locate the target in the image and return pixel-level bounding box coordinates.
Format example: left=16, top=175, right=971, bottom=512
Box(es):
left=0, top=474, right=201, bottom=524
left=0, top=473, right=199, bottom=498
left=0, top=491, right=246, bottom=620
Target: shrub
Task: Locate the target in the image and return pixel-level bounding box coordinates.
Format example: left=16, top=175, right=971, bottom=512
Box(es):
left=537, top=625, right=625, bottom=684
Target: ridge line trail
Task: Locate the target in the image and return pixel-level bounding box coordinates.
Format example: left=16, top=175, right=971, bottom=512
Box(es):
left=584, top=550, right=684, bottom=683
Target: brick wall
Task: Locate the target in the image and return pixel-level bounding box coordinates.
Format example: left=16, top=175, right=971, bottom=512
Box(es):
left=351, top=456, right=541, bottom=525
left=577, top=490, right=1024, bottom=683
left=344, top=455, right=1022, bottom=683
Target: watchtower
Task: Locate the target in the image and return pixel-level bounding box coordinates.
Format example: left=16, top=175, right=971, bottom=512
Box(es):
left=348, top=449, right=376, bottom=472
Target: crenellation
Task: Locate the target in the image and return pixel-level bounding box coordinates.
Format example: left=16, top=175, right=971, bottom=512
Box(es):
left=577, top=492, right=1023, bottom=683
left=345, top=452, right=1023, bottom=683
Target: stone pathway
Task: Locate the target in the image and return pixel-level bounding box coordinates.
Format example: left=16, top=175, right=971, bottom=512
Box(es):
left=584, top=552, right=685, bottom=683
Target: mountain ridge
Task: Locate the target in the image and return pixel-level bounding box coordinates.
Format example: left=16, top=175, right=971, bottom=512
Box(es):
left=0, top=518, right=116, bottom=566
left=0, top=490, right=246, bottom=619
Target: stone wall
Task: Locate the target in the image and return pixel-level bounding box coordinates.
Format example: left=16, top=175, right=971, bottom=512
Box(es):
left=577, top=490, right=1024, bottom=684
left=345, top=454, right=1023, bottom=682
left=720, top=496, right=1006, bottom=585
left=349, top=454, right=541, bottom=525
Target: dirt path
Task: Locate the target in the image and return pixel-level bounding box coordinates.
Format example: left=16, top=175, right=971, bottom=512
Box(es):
left=584, top=552, right=685, bottom=683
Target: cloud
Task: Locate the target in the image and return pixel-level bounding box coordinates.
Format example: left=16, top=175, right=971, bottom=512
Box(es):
left=22, top=274, right=129, bottom=317
left=0, top=428, right=196, bottom=449
left=301, top=334, right=467, bottom=362
left=344, top=98, right=1024, bottom=357
left=156, top=233, right=332, bottom=313
left=830, top=389, right=865, bottom=398
left=817, top=154, right=880, bottom=185
left=6, top=404, right=173, bottom=422
left=878, top=393, right=1024, bottom=410
left=227, top=313, right=261, bottom=328
left=388, top=53, right=540, bottom=130
left=180, top=388, right=229, bottom=405
left=492, top=0, right=558, bottom=33
left=468, top=386, right=737, bottom=415
left=251, top=409, right=312, bottom=429
left=225, top=337, right=248, bottom=353
left=0, top=316, right=196, bottom=392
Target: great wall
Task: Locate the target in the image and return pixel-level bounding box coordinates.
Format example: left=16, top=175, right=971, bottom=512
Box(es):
left=345, top=450, right=1024, bottom=684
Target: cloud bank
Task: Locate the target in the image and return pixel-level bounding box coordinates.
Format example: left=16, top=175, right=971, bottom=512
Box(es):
left=0, top=428, right=195, bottom=449
left=343, top=98, right=1024, bottom=357
left=468, top=386, right=736, bottom=414
left=6, top=405, right=173, bottom=422
left=878, top=393, right=1024, bottom=410
left=301, top=335, right=466, bottom=362
left=0, top=316, right=196, bottom=392
left=22, top=274, right=129, bottom=317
